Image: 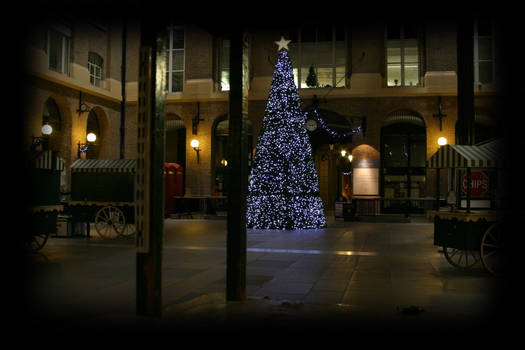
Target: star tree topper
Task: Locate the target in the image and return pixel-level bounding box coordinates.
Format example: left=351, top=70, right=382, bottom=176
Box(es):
left=274, top=36, right=291, bottom=51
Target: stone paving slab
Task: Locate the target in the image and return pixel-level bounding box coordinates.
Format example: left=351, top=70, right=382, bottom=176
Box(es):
left=19, top=217, right=518, bottom=341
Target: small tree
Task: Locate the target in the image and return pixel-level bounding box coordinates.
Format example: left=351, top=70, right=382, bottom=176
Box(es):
left=305, top=65, right=318, bottom=88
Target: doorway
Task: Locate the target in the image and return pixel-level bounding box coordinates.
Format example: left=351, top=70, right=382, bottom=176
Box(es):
left=165, top=118, right=186, bottom=192
left=381, top=118, right=426, bottom=214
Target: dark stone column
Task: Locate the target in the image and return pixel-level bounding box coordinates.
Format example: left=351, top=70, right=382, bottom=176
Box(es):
left=136, top=21, right=166, bottom=317
left=226, top=30, right=249, bottom=301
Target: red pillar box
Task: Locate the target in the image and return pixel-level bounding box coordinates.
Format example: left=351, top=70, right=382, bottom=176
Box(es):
left=164, top=163, right=184, bottom=216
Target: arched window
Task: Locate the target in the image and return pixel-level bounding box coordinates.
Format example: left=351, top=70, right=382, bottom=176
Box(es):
left=165, top=118, right=186, bottom=166
left=212, top=116, right=253, bottom=196
left=381, top=110, right=426, bottom=213
left=86, top=110, right=100, bottom=159
left=43, top=98, right=62, bottom=151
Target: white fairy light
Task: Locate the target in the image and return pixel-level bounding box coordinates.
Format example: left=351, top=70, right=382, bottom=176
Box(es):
left=246, top=48, right=326, bottom=230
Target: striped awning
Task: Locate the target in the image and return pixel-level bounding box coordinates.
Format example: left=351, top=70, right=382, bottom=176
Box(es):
left=32, top=150, right=65, bottom=171
left=166, top=119, right=186, bottom=131
left=426, top=142, right=503, bottom=168
left=71, top=159, right=137, bottom=173
left=383, top=110, right=425, bottom=127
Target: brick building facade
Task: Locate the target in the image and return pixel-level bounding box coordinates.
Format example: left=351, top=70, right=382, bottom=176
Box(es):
left=22, top=13, right=507, bottom=214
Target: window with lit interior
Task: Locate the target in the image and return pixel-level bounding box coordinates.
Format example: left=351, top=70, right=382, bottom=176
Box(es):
left=220, top=39, right=230, bottom=91
left=386, top=21, right=419, bottom=87
left=288, top=25, right=345, bottom=89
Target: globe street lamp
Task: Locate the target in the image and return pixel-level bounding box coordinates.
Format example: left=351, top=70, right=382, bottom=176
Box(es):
left=78, top=132, right=97, bottom=158
left=191, top=139, right=200, bottom=163
left=31, top=122, right=53, bottom=151
left=437, top=136, right=447, bottom=146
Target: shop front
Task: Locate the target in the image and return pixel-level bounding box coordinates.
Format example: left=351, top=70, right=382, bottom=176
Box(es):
left=380, top=111, right=427, bottom=214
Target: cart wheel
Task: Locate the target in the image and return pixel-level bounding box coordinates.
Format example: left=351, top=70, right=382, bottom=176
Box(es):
left=443, top=246, right=480, bottom=269
left=95, top=206, right=126, bottom=239
left=28, top=232, right=49, bottom=251
left=119, top=224, right=136, bottom=238
left=481, top=222, right=503, bottom=276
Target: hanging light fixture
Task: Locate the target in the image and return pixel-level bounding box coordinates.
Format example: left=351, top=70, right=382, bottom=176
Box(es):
left=41, top=123, right=53, bottom=136
left=78, top=132, right=98, bottom=158
left=87, top=132, right=97, bottom=143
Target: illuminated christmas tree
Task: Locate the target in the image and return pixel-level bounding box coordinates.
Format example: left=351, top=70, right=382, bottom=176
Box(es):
left=246, top=37, right=326, bottom=230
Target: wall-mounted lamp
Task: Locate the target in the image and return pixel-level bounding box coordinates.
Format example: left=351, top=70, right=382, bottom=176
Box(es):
left=437, top=136, right=447, bottom=146
left=86, top=132, right=97, bottom=143
left=41, top=123, right=53, bottom=136
left=77, top=91, right=91, bottom=116
left=340, top=149, right=347, bottom=157
left=192, top=102, right=204, bottom=135
left=191, top=139, right=200, bottom=163
left=348, top=154, right=353, bottom=162
left=433, top=96, right=447, bottom=131
left=78, top=132, right=97, bottom=158
left=31, top=122, right=53, bottom=151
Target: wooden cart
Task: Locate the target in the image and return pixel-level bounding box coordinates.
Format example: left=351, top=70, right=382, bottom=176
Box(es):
left=426, top=139, right=506, bottom=276
left=66, top=159, right=137, bottom=239
left=25, top=150, right=65, bottom=251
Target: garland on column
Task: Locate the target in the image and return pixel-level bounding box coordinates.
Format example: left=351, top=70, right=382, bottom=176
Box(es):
left=308, top=108, right=363, bottom=139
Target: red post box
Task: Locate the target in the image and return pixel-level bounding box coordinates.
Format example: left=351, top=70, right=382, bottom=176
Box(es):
left=164, top=163, right=184, bottom=216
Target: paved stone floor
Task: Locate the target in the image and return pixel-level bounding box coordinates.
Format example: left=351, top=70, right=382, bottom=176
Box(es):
left=18, top=216, right=520, bottom=344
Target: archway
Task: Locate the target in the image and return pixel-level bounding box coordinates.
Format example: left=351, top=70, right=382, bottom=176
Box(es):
left=42, top=98, right=63, bottom=152
left=454, top=112, right=499, bottom=145
left=304, top=108, right=361, bottom=210
left=474, top=113, right=498, bottom=144
left=381, top=110, right=427, bottom=214
left=85, top=109, right=101, bottom=159
left=165, top=116, right=186, bottom=169
left=212, top=115, right=253, bottom=196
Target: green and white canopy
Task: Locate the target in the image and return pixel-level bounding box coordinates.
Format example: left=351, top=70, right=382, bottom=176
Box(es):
left=32, top=150, right=65, bottom=171
left=71, top=159, right=137, bottom=173
left=426, top=139, right=504, bottom=168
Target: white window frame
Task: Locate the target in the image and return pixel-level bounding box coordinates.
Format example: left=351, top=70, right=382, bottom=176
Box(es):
left=219, top=39, right=230, bottom=91
left=88, top=52, right=103, bottom=87
left=473, top=18, right=495, bottom=86
left=385, top=23, right=420, bottom=87
left=166, top=26, right=185, bottom=93
left=47, top=27, right=71, bottom=76
left=289, top=25, right=346, bottom=89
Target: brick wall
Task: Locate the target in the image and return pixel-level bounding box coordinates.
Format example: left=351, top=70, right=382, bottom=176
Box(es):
left=23, top=17, right=506, bottom=208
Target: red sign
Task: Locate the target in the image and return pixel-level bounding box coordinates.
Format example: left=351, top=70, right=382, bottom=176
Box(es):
left=461, top=170, right=489, bottom=197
